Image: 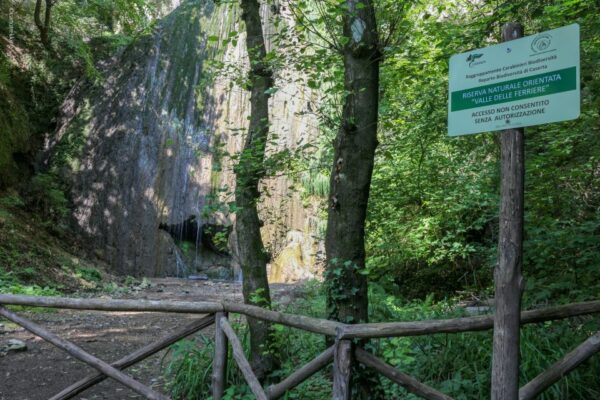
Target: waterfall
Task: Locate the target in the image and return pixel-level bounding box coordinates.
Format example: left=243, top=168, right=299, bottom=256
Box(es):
left=48, top=0, right=322, bottom=281
left=174, top=248, right=188, bottom=278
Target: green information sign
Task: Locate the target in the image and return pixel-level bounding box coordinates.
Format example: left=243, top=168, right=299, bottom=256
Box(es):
left=448, top=24, right=580, bottom=136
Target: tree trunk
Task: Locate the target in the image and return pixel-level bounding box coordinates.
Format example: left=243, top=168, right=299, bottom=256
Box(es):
left=491, top=22, right=525, bottom=400
left=34, top=0, right=53, bottom=49
left=236, top=0, right=276, bottom=381
left=325, top=0, right=381, bottom=397
left=325, top=0, right=380, bottom=333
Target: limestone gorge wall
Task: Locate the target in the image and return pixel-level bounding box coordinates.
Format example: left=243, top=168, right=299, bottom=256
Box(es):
left=47, top=0, right=323, bottom=282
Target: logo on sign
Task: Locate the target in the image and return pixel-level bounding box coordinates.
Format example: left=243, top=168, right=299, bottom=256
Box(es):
left=466, top=53, right=485, bottom=67
left=531, top=33, right=553, bottom=53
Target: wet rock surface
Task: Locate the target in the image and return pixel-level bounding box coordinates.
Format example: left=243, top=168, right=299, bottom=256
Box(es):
left=46, top=0, right=322, bottom=281
left=47, top=0, right=216, bottom=277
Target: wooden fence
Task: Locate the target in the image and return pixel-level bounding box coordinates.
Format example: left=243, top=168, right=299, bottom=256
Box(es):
left=0, top=294, right=599, bottom=399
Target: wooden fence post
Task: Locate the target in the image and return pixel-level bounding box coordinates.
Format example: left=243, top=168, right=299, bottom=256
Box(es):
left=212, top=312, right=228, bottom=400
left=491, top=22, right=525, bottom=400
left=332, top=339, right=352, bottom=400
left=220, top=318, right=268, bottom=400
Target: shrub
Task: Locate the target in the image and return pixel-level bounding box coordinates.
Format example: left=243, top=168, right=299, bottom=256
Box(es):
left=22, top=173, right=70, bottom=229
left=165, top=321, right=251, bottom=399
left=76, top=267, right=102, bottom=283
left=368, top=286, right=600, bottom=400
left=165, top=282, right=331, bottom=399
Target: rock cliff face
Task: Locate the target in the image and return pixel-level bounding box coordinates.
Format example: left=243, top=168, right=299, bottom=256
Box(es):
left=47, top=0, right=322, bottom=280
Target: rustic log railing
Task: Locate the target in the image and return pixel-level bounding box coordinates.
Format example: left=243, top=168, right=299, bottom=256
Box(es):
left=0, top=294, right=599, bottom=399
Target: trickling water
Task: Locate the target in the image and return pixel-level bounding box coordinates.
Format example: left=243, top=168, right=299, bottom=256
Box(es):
left=49, top=0, right=323, bottom=281
left=195, top=218, right=202, bottom=262
left=47, top=0, right=213, bottom=277
left=234, top=268, right=243, bottom=283
left=174, top=248, right=188, bottom=278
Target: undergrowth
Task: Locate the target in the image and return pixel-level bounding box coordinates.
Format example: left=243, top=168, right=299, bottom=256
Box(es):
left=0, top=269, right=60, bottom=297
left=369, top=286, right=600, bottom=400
left=165, top=281, right=331, bottom=400
left=165, top=318, right=255, bottom=400
left=0, top=192, right=106, bottom=295
left=165, top=281, right=600, bottom=399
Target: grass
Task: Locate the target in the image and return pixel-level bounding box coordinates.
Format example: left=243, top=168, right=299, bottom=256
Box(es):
left=0, top=269, right=61, bottom=297
left=368, top=288, right=600, bottom=400
left=164, top=281, right=600, bottom=399
left=165, top=317, right=256, bottom=400
left=164, top=282, right=331, bottom=400
left=0, top=192, right=107, bottom=295
left=165, top=334, right=216, bottom=399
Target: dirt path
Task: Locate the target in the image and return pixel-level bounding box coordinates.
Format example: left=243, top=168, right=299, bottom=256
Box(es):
left=0, top=279, right=300, bottom=400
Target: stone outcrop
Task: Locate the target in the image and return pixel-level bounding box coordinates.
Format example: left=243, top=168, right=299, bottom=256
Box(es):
left=47, top=0, right=323, bottom=280
left=268, top=230, right=320, bottom=283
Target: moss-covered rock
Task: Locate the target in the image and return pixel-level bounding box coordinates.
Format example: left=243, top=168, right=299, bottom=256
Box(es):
left=44, top=0, right=322, bottom=280
left=0, top=82, right=31, bottom=188
left=46, top=0, right=217, bottom=276
left=0, top=193, right=107, bottom=293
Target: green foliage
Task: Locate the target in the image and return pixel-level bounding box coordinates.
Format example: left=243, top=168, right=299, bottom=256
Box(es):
left=75, top=267, right=102, bottom=283
left=365, top=0, right=600, bottom=299
left=368, top=285, right=600, bottom=399
left=124, top=275, right=139, bottom=286
left=165, top=282, right=600, bottom=399
left=165, top=322, right=251, bottom=399
left=324, top=258, right=365, bottom=322
left=166, top=335, right=216, bottom=399
left=100, top=281, right=131, bottom=294
left=0, top=56, right=10, bottom=86
left=0, top=0, right=167, bottom=190
left=166, top=282, right=331, bottom=399
left=0, top=194, right=25, bottom=209
left=50, top=98, right=93, bottom=173
left=212, top=231, right=229, bottom=252
left=267, top=282, right=332, bottom=399
left=0, top=268, right=61, bottom=298
left=22, top=173, right=70, bottom=230
left=0, top=61, right=32, bottom=188
left=300, top=171, right=330, bottom=198
left=0, top=193, right=104, bottom=293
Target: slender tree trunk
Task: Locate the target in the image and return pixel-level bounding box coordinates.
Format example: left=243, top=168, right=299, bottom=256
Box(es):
left=326, top=0, right=380, bottom=330
left=34, top=0, right=53, bottom=49
left=491, top=22, right=525, bottom=400
left=325, top=0, right=381, bottom=397
left=236, top=0, right=276, bottom=381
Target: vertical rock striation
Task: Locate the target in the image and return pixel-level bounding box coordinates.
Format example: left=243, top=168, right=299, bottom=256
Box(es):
left=47, top=0, right=321, bottom=279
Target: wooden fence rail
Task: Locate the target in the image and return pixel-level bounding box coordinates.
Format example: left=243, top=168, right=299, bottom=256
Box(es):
left=354, top=348, right=453, bottom=400
left=518, top=332, right=600, bottom=400
left=50, top=314, right=216, bottom=400
left=0, top=306, right=170, bottom=400
left=265, top=345, right=334, bottom=400
left=3, top=294, right=598, bottom=339
left=1, top=294, right=599, bottom=400
left=338, top=300, right=600, bottom=339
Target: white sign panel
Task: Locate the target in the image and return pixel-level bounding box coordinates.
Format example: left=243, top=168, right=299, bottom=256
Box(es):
left=448, top=24, right=580, bottom=136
